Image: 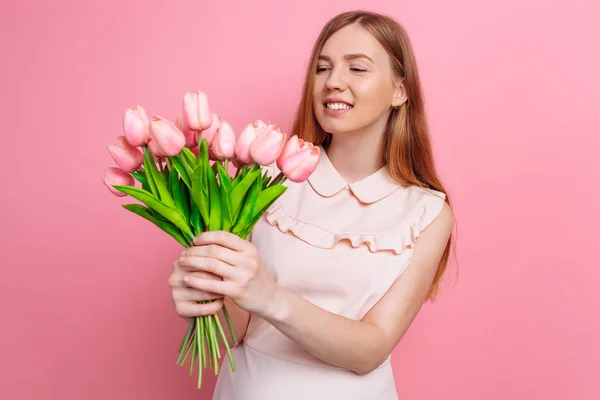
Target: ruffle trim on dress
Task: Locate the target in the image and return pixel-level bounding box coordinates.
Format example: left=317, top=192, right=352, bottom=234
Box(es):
left=264, top=197, right=445, bottom=255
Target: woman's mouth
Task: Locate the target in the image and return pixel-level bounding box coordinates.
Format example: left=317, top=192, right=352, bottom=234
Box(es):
left=324, top=102, right=353, bottom=115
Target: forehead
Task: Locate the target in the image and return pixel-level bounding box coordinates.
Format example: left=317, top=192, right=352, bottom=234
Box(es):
left=319, top=23, right=387, bottom=63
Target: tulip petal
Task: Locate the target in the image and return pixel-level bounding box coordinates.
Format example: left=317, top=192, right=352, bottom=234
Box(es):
left=103, top=167, right=135, bottom=197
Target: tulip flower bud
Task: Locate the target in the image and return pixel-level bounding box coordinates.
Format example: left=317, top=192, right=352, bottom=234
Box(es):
left=108, top=136, right=144, bottom=172
left=123, top=105, right=150, bottom=146
left=212, top=121, right=237, bottom=161
left=250, top=124, right=286, bottom=166
left=102, top=167, right=135, bottom=197
left=148, top=116, right=186, bottom=156
left=175, top=114, right=198, bottom=148
left=199, top=112, right=220, bottom=148
left=182, top=91, right=212, bottom=131
left=277, top=135, right=320, bottom=182
left=234, top=123, right=259, bottom=165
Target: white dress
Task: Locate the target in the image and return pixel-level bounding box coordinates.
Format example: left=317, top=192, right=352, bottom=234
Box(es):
left=213, top=147, right=447, bottom=399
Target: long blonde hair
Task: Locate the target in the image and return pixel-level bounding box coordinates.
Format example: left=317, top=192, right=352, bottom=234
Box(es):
left=290, top=10, right=458, bottom=301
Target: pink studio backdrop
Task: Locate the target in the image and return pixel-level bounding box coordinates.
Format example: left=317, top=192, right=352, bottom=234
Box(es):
left=1, top=0, right=598, bottom=399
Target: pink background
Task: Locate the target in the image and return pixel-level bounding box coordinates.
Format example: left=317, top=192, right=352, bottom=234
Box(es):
left=1, top=0, right=599, bottom=398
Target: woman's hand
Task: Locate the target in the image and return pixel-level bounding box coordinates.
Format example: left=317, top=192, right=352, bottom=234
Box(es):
left=168, top=258, right=225, bottom=321
left=178, top=230, right=280, bottom=318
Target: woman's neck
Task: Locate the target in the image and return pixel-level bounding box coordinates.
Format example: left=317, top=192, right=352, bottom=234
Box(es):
left=325, top=129, right=386, bottom=184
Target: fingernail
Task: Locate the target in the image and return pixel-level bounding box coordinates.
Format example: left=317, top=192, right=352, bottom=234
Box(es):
left=183, top=276, right=190, bottom=282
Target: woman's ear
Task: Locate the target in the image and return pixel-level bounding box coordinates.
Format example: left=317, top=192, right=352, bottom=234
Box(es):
left=391, top=78, right=407, bottom=107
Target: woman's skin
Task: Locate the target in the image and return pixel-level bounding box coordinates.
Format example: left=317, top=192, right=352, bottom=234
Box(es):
left=168, top=23, right=454, bottom=376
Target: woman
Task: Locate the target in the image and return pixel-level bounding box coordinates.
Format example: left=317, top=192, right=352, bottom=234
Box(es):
left=170, top=10, right=456, bottom=400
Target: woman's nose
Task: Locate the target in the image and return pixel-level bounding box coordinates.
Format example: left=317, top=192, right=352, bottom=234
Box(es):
left=325, top=68, right=346, bottom=92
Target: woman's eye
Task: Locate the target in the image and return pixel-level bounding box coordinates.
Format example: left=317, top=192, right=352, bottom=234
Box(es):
left=351, top=68, right=367, bottom=73
left=316, top=66, right=329, bottom=73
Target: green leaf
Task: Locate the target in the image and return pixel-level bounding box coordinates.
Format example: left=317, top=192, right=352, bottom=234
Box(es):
left=142, top=146, right=176, bottom=208
left=171, top=171, right=189, bottom=223
left=207, top=166, right=222, bottom=231
left=170, top=153, right=192, bottom=188
left=191, top=164, right=210, bottom=228
left=239, top=188, right=286, bottom=239
left=131, top=170, right=150, bottom=192
left=231, top=164, right=248, bottom=188
left=261, top=169, right=271, bottom=189
left=122, top=204, right=190, bottom=247
left=113, top=185, right=193, bottom=240
left=190, top=205, right=204, bottom=236
left=142, top=146, right=159, bottom=198
left=180, top=180, right=191, bottom=222
left=231, top=177, right=261, bottom=236
left=181, top=147, right=197, bottom=168
left=216, top=162, right=233, bottom=193
left=216, top=163, right=234, bottom=231
left=229, top=166, right=262, bottom=225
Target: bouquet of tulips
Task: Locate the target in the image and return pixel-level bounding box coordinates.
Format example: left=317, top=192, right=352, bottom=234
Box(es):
left=102, top=91, right=320, bottom=388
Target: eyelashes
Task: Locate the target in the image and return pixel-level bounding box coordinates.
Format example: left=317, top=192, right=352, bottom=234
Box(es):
left=315, top=67, right=367, bottom=74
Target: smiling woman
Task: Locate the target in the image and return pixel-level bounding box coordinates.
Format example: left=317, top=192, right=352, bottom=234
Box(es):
left=170, top=9, right=456, bottom=400
left=313, top=24, right=407, bottom=138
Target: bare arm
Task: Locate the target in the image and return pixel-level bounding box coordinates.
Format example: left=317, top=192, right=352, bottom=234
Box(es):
left=262, top=202, right=454, bottom=375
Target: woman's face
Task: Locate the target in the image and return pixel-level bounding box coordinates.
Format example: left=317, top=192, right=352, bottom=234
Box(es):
left=312, top=24, right=405, bottom=137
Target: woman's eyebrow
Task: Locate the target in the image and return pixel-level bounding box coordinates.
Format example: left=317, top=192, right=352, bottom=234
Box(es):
left=318, top=54, right=374, bottom=63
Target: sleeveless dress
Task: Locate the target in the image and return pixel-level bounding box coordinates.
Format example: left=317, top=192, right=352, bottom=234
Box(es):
left=213, top=146, right=447, bottom=400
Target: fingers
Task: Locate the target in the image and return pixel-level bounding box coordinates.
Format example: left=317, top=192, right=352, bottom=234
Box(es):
left=178, top=255, right=239, bottom=280
left=193, top=230, right=251, bottom=253
left=181, top=243, right=245, bottom=267
left=169, top=266, right=222, bottom=289
left=175, top=298, right=224, bottom=318
left=183, top=276, right=239, bottom=298
left=175, top=287, right=223, bottom=302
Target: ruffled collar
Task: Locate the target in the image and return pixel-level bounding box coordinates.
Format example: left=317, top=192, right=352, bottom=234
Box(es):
left=307, top=145, right=401, bottom=204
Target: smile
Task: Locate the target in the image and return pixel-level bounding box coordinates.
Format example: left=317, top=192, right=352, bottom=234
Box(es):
left=325, top=102, right=353, bottom=110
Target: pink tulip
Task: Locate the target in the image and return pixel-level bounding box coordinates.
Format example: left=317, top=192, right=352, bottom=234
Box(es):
left=107, top=136, right=144, bottom=172
left=148, top=116, right=186, bottom=156
left=147, top=139, right=164, bottom=158
left=234, top=123, right=260, bottom=164
left=253, top=119, right=267, bottom=130
left=199, top=112, right=220, bottom=147
left=175, top=115, right=197, bottom=148
left=277, top=135, right=320, bottom=182
left=123, top=105, right=150, bottom=146
left=102, top=167, right=135, bottom=197
left=277, top=134, right=304, bottom=170
left=183, top=91, right=212, bottom=131
left=250, top=124, right=286, bottom=166
left=212, top=121, right=237, bottom=160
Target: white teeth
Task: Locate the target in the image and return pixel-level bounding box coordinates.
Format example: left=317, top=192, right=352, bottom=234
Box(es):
left=326, top=103, right=352, bottom=110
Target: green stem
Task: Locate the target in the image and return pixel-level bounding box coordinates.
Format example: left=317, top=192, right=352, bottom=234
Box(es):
left=222, top=305, right=238, bottom=346
left=268, top=171, right=286, bottom=187
left=195, top=316, right=203, bottom=388
left=214, top=314, right=236, bottom=372
left=208, top=315, right=220, bottom=374
left=177, top=320, right=195, bottom=364
left=200, top=315, right=207, bottom=368
left=180, top=330, right=195, bottom=366
left=189, top=333, right=198, bottom=375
